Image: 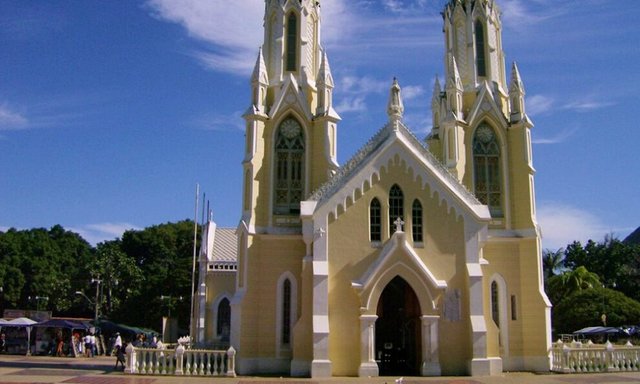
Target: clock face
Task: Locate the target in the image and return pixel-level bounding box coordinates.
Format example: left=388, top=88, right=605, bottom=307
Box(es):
left=280, top=118, right=301, bottom=139
left=476, top=124, right=494, bottom=144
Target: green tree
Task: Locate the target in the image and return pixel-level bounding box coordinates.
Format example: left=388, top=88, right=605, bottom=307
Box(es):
left=118, top=220, right=199, bottom=331
left=546, top=266, right=601, bottom=305
left=564, top=236, right=640, bottom=301
left=0, top=226, right=92, bottom=314
left=80, top=240, right=143, bottom=320
left=553, top=287, right=640, bottom=335
left=542, top=248, right=564, bottom=281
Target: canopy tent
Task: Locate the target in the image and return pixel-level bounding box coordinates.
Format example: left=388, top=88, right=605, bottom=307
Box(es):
left=95, top=319, right=157, bottom=341
left=2, top=317, right=37, bottom=355
left=35, top=319, right=89, bottom=330
left=6, top=317, right=38, bottom=326
left=573, top=326, right=626, bottom=338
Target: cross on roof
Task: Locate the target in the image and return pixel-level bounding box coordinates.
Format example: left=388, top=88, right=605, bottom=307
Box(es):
left=394, top=217, right=404, bottom=233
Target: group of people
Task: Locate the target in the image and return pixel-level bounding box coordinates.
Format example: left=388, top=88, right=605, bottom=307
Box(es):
left=73, top=332, right=99, bottom=357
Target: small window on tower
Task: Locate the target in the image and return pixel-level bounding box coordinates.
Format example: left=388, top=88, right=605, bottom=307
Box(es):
left=286, top=13, right=297, bottom=71
left=475, top=20, right=487, bottom=78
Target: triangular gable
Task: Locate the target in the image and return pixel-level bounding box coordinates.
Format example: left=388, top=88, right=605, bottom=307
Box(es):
left=306, top=122, right=491, bottom=223
left=352, top=231, right=447, bottom=312
left=466, top=81, right=508, bottom=129
left=269, top=73, right=313, bottom=121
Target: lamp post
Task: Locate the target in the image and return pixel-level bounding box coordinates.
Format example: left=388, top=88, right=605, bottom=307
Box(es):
left=75, top=291, right=96, bottom=321
left=28, top=295, right=48, bottom=311
left=91, top=277, right=102, bottom=323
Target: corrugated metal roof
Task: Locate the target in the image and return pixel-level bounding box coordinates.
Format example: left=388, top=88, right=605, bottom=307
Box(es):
left=212, top=228, right=237, bottom=262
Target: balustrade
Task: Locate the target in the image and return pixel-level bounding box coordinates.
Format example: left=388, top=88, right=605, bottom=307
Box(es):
left=551, top=340, right=640, bottom=373
left=124, top=344, right=236, bottom=377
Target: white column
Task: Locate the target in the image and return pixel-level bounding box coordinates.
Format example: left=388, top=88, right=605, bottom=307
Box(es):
left=358, top=315, right=379, bottom=377
left=421, top=315, right=441, bottom=376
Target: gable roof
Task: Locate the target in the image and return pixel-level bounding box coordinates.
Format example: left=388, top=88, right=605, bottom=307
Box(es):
left=211, top=228, right=237, bottom=263
left=307, top=120, right=490, bottom=221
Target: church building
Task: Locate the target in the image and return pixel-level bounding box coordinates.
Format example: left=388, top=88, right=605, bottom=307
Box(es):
left=193, top=0, right=552, bottom=378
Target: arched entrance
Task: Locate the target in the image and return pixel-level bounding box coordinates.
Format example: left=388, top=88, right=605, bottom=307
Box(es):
left=375, top=276, right=422, bottom=376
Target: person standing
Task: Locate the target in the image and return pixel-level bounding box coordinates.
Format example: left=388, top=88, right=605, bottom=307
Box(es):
left=0, top=333, right=6, bottom=353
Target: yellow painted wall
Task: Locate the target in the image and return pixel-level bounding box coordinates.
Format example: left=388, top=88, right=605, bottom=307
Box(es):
left=324, top=160, right=473, bottom=375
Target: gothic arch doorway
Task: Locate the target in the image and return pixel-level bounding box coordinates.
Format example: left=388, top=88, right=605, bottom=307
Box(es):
left=375, top=276, right=422, bottom=376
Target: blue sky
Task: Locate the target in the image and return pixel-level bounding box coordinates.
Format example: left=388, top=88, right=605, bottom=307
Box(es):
left=1, top=0, right=638, bottom=250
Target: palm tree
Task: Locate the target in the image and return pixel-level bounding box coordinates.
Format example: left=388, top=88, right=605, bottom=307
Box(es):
left=547, top=266, right=601, bottom=305
left=542, top=248, right=564, bottom=280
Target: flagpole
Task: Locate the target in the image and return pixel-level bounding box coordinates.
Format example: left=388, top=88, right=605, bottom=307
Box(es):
left=189, top=183, right=199, bottom=345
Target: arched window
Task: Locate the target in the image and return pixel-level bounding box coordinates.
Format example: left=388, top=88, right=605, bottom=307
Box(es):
left=217, top=298, right=231, bottom=342
left=475, top=20, right=486, bottom=78
left=491, top=281, right=500, bottom=328
left=282, top=279, right=292, bottom=345
left=389, top=184, right=404, bottom=235
left=276, top=273, right=297, bottom=355
left=274, top=118, right=305, bottom=215
left=286, top=13, right=297, bottom=71
left=473, top=124, right=502, bottom=217
left=412, top=199, right=423, bottom=243
left=370, top=198, right=381, bottom=242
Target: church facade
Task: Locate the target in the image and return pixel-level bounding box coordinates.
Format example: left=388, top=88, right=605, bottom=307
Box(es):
left=194, top=0, right=552, bottom=378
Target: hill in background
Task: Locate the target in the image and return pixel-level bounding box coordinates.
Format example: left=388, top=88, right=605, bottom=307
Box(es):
left=624, top=226, right=640, bottom=245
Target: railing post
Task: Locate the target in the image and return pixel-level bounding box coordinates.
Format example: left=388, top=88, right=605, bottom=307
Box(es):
left=124, top=344, right=136, bottom=374
left=175, top=344, right=185, bottom=375
left=226, top=346, right=237, bottom=377
left=562, top=343, right=571, bottom=373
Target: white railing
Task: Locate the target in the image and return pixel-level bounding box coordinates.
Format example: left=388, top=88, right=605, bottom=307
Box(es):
left=124, top=344, right=236, bottom=377
left=551, top=340, right=640, bottom=373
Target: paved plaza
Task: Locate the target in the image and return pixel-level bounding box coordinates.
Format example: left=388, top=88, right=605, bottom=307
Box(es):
left=0, top=355, right=638, bottom=384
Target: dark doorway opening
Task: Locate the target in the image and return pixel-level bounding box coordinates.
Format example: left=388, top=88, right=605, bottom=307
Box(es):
left=375, top=276, right=422, bottom=376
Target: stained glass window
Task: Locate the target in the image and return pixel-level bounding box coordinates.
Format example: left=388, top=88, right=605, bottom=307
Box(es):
left=389, top=185, right=404, bottom=236
left=473, top=124, right=502, bottom=217
left=412, top=199, right=423, bottom=243
left=274, top=118, right=304, bottom=215
left=370, top=198, right=381, bottom=242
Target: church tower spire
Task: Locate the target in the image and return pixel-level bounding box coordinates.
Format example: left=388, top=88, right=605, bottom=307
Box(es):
left=428, top=0, right=537, bottom=230
left=242, top=0, right=339, bottom=232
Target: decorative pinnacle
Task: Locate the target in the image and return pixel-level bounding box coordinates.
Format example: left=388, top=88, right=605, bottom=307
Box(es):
left=387, top=77, right=404, bottom=123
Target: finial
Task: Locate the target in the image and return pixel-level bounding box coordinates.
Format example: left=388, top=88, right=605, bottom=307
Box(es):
left=394, top=217, right=405, bottom=233
left=387, top=77, right=404, bottom=124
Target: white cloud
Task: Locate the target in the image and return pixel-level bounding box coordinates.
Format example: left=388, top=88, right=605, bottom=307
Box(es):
left=335, top=96, right=367, bottom=113
left=562, top=99, right=615, bottom=112
left=401, top=85, right=425, bottom=102
left=532, top=127, right=577, bottom=145
left=192, top=111, right=244, bottom=132
left=145, top=0, right=356, bottom=75
left=537, top=202, right=611, bottom=250
left=0, top=103, right=28, bottom=130
left=526, top=94, right=553, bottom=116
left=500, top=0, right=570, bottom=31
left=527, top=94, right=613, bottom=117
left=69, top=222, right=140, bottom=245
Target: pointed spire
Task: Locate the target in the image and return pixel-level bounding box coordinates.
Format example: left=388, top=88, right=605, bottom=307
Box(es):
left=432, top=76, right=442, bottom=104
left=448, top=56, right=463, bottom=91
left=251, top=47, right=268, bottom=86
left=387, top=77, right=404, bottom=124
left=509, top=62, right=527, bottom=123
left=317, top=50, right=334, bottom=88
left=509, top=61, right=525, bottom=95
